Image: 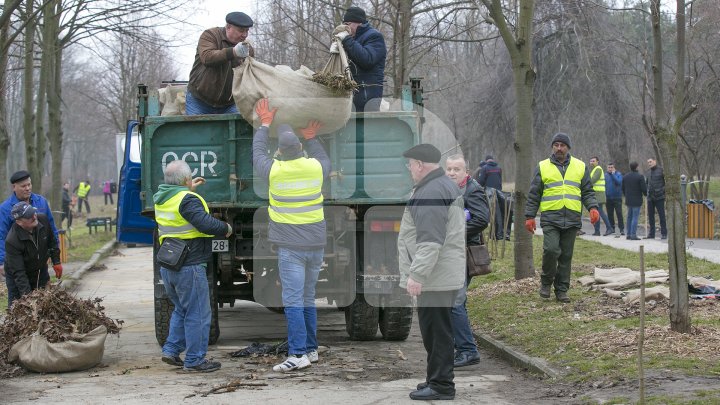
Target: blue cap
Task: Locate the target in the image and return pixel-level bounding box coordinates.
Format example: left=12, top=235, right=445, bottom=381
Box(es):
left=277, top=125, right=300, bottom=150
left=11, top=201, right=36, bottom=220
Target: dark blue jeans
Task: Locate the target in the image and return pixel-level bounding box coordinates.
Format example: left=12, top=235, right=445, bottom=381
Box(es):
left=185, top=91, right=238, bottom=115
left=451, top=278, right=479, bottom=355
left=647, top=198, right=667, bottom=237
left=278, top=247, right=323, bottom=356
left=626, top=206, right=641, bottom=238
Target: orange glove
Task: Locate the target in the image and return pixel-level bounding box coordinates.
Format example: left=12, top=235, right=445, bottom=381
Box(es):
left=300, top=120, right=322, bottom=140
left=254, top=98, right=278, bottom=126
left=589, top=208, right=600, bottom=225
left=53, top=263, right=63, bottom=279
left=525, top=218, right=536, bottom=234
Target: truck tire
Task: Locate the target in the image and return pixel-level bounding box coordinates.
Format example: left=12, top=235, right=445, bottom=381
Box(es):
left=154, top=296, right=173, bottom=346
left=344, top=295, right=379, bottom=340
left=379, top=295, right=412, bottom=341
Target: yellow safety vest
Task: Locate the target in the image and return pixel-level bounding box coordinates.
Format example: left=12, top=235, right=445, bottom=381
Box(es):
left=154, top=190, right=213, bottom=243
left=539, top=157, right=586, bottom=213
left=591, top=165, right=605, bottom=194
left=268, top=158, right=324, bottom=224
left=77, top=182, right=91, bottom=198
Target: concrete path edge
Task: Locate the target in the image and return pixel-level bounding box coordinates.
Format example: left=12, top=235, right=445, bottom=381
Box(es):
left=474, top=331, right=562, bottom=379
left=62, top=239, right=118, bottom=291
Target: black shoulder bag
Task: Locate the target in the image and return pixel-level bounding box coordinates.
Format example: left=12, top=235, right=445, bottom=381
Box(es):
left=156, top=238, right=189, bottom=271
left=466, top=233, right=492, bottom=277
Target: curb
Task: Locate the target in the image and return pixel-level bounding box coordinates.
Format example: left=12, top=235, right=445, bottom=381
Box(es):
left=62, top=239, right=118, bottom=291
left=474, top=331, right=562, bottom=379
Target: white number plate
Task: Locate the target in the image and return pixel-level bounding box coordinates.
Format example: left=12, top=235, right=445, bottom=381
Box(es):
left=212, top=239, right=229, bottom=252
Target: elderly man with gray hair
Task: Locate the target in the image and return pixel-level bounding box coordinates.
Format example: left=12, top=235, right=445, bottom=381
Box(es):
left=153, top=160, right=233, bottom=373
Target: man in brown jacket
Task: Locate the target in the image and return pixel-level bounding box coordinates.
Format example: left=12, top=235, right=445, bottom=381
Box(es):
left=186, top=12, right=254, bottom=115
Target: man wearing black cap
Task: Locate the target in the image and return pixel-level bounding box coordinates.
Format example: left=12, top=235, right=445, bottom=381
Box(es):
left=398, top=144, right=465, bottom=400
left=524, top=133, right=599, bottom=303
left=330, top=6, right=386, bottom=112
left=187, top=11, right=255, bottom=115
left=252, top=98, right=330, bottom=372
left=0, top=170, right=58, bottom=281
left=4, top=202, right=62, bottom=307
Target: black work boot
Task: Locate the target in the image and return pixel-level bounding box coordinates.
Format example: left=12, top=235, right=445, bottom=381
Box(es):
left=539, top=284, right=551, bottom=299
left=555, top=291, right=570, bottom=303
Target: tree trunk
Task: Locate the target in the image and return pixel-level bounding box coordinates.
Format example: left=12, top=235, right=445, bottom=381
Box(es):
left=392, top=0, right=412, bottom=98
left=0, top=0, right=13, bottom=197
left=46, top=0, right=63, bottom=212
left=22, top=0, right=37, bottom=186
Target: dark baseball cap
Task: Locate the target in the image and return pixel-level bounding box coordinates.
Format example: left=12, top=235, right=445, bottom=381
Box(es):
left=11, top=201, right=36, bottom=220
left=10, top=170, right=30, bottom=184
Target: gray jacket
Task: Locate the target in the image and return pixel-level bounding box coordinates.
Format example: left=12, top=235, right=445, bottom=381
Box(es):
left=398, top=168, right=466, bottom=291
left=525, top=154, right=598, bottom=229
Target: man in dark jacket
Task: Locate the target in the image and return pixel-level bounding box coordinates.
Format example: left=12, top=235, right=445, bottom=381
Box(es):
left=525, top=133, right=599, bottom=303
left=61, top=181, right=73, bottom=228
left=186, top=11, right=254, bottom=115
left=4, top=202, right=62, bottom=308
left=445, top=154, right=489, bottom=368
left=622, top=162, right=647, bottom=240
left=478, top=155, right=502, bottom=191
left=399, top=144, right=465, bottom=400
left=333, top=6, right=386, bottom=112
left=252, top=98, right=330, bottom=372
left=604, top=163, right=624, bottom=236
left=153, top=160, right=233, bottom=373
left=645, top=158, right=667, bottom=239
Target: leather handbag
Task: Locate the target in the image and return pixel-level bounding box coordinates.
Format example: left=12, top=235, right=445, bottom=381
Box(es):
left=466, top=244, right=491, bottom=277
left=156, top=238, right=189, bottom=271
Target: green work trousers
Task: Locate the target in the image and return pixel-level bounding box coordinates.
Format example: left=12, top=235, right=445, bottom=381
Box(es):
left=541, top=226, right=578, bottom=293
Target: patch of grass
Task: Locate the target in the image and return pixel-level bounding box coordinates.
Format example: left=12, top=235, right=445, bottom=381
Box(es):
left=468, top=235, right=720, bottom=385
left=64, top=227, right=115, bottom=263
left=643, top=389, right=720, bottom=405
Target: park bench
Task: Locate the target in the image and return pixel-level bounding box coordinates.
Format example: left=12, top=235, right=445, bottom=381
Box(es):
left=86, top=217, right=115, bottom=234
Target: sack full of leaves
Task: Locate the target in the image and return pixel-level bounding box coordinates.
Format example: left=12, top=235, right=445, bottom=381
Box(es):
left=0, top=287, right=123, bottom=374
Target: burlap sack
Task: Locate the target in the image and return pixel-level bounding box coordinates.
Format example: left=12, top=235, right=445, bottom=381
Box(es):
left=158, top=84, right=187, bottom=116
left=232, top=56, right=353, bottom=136
left=8, top=325, right=107, bottom=373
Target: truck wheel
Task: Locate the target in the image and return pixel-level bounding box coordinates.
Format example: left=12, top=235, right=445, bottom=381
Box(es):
left=379, top=295, right=413, bottom=341
left=344, top=295, right=379, bottom=340
left=154, top=296, right=173, bottom=346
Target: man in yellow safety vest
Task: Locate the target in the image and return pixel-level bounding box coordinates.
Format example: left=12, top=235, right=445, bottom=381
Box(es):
left=589, top=156, right=613, bottom=236
left=524, top=133, right=599, bottom=303
left=74, top=180, right=92, bottom=215
left=251, top=98, right=330, bottom=372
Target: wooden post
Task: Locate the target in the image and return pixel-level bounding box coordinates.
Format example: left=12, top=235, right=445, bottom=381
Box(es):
left=639, top=245, right=646, bottom=404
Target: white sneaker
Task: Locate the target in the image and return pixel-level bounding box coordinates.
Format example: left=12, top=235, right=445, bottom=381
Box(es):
left=273, top=355, right=311, bottom=372
left=307, top=350, right=319, bottom=363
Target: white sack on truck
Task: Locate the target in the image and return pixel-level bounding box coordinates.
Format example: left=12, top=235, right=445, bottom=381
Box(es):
left=158, top=84, right=187, bottom=116
left=232, top=57, right=353, bottom=136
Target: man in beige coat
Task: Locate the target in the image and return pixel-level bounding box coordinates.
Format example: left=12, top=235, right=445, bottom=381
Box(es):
left=398, top=144, right=466, bottom=401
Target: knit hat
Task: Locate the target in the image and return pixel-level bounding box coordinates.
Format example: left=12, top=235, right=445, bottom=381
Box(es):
left=277, top=124, right=301, bottom=151
left=226, top=12, right=254, bottom=28
left=485, top=155, right=494, bottom=161
left=10, top=170, right=30, bottom=184
left=551, top=132, right=571, bottom=149
left=11, top=201, right=36, bottom=220
left=403, top=144, right=441, bottom=164
left=343, top=6, right=367, bottom=23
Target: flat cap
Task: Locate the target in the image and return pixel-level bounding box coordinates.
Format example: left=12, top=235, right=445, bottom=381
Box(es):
left=277, top=124, right=301, bottom=150
left=226, top=12, right=253, bottom=28
left=403, top=143, right=441, bottom=164
left=10, top=170, right=30, bottom=184
left=11, top=201, right=36, bottom=220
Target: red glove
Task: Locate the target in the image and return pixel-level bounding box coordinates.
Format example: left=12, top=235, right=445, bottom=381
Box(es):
left=525, top=218, right=536, bottom=234
left=53, top=263, right=63, bottom=279
left=254, top=98, right=278, bottom=126
left=589, top=208, right=600, bottom=225
left=300, top=120, right=322, bottom=140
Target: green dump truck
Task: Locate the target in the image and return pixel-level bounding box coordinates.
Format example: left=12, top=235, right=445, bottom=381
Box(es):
left=117, top=81, right=425, bottom=345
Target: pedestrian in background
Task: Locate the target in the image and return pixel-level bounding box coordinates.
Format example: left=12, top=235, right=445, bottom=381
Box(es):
left=622, top=162, right=647, bottom=240
left=103, top=180, right=114, bottom=205
left=252, top=98, right=330, bottom=372
left=478, top=155, right=511, bottom=240
left=589, top=157, right=613, bottom=236
left=399, top=144, right=465, bottom=400
left=0, top=171, right=58, bottom=282
left=74, top=179, right=92, bottom=215
left=605, top=163, right=624, bottom=236
left=154, top=160, right=233, bottom=373
left=4, top=202, right=62, bottom=308
left=445, top=154, right=489, bottom=368
left=645, top=158, right=667, bottom=239
left=525, top=133, right=599, bottom=303
left=61, top=181, right=73, bottom=229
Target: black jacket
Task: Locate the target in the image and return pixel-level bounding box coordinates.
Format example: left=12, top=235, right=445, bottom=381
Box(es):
left=461, top=177, right=490, bottom=245
left=478, top=161, right=502, bottom=191
left=4, top=214, right=60, bottom=297
left=646, top=166, right=665, bottom=201
left=622, top=171, right=647, bottom=207
left=341, top=23, right=386, bottom=111
left=62, top=189, right=71, bottom=211
left=178, top=194, right=229, bottom=266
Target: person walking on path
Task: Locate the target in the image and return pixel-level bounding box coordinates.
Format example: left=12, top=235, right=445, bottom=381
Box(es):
left=604, top=163, right=624, bottom=236
left=589, top=157, right=613, bottom=236
left=252, top=98, right=330, bottom=372
left=622, top=162, right=647, bottom=240
left=445, top=154, right=489, bottom=368
left=524, top=133, right=599, bottom=303
left=74, top=179, right=92, bottom=215
left=4, top=202, right=62, bottom=308
left=0, top=170, right=58, bottom=281
left=645, top=158, right=667, bottom=239
left=398, top=144, right=465, bottom=400
left=153, top=160, right=233, bottom=373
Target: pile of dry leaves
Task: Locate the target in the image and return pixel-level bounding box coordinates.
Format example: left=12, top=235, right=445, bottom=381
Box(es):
left=0, top=287, right=123, bottom=377
left=311, top=72, right=358, bottom=92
